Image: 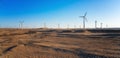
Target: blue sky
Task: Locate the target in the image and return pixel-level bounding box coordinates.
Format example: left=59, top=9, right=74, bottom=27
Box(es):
left=0, top=0, right=120, bottom=28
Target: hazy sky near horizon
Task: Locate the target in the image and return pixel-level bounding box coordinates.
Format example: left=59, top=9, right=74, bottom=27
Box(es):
left=0, top=0, right=120, bottom=28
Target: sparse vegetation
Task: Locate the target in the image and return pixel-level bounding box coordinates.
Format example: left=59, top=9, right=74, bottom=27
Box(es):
left=0, top=28, right=120, bottom=58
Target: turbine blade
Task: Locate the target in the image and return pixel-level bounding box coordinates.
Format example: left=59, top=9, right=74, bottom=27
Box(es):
left=84, top=12, right=87, bottom=17
left=79, top=16, right=84, bottom=18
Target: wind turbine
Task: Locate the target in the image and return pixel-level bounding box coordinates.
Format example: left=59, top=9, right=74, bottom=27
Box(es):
left=58, top=24, right=60, bottom=29
left=79, top=25, right=81, bottom=28
left=100, top=23, right=103, bottom=28
left=19, top=21, right=24, bottom=29
left=44, top=22, right=46, bottom=28
left=106, top=24, right=108, bottom=28
left=95, top=20, right=97, bottom=28
left=79, top=12, right=87, bottom=29
left=67, top=25, right=69, bottom=29
left=74, top=25, right=76, bottom=29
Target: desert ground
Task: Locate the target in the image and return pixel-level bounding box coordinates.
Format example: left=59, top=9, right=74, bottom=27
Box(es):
left=0, top=28, right=120, bottom=58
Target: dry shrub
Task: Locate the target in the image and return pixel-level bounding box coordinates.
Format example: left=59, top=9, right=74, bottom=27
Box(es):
left=83, top=30, right=92, bottom=35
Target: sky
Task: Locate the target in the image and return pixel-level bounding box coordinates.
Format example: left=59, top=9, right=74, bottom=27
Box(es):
left=0, top=0, right=120, bottom=28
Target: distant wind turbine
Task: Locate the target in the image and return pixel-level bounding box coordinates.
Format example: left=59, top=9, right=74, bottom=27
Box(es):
left=95, top=20, right=97, bottom=28
left=100, top=23, right=103, bottom=28
left=79, top=12, right=88, bottom=29
left=58, top=24, right=60, bottom=29
left=19, top=21, right=24, bottom=29
left=44, top=22, right=46, bottom=28
left=106, top=24, right=108, bottom=28
left=79, top=25, right=81, bottom=28
left=74, top=25, right=76, bottom=29
left=67, top=25, right=69, bottom=29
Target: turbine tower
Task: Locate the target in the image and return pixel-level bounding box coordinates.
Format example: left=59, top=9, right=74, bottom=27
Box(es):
left=95, top=20, right=97, bottom=28
left=79, top=12, right=87, bottom=29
